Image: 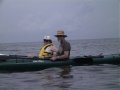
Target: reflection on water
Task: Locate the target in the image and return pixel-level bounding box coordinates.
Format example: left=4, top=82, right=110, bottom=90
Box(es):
left=58, top=66, right=73, bottom=89
left=60, top=66, right=73, bottom=78
left=0, top=65, right=120, bottom=90
left=31, top=66, right=74, bottom=90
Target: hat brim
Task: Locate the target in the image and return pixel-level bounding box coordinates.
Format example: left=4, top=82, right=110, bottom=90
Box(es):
left=44, top=39, right=52, bottom=41
left=54, top=35, right=67, bottom=37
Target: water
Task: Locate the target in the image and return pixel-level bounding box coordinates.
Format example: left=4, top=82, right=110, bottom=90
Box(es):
left=0, top=38, right=120, bottom=90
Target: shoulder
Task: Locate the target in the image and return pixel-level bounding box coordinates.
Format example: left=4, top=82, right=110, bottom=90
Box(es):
left=62, top=40, right=71, bottom=50
left=63, top=40, right=71, bottom=46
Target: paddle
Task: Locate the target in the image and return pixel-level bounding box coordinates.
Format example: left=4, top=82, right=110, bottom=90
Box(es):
left=0, top=54, right=38, bottom=61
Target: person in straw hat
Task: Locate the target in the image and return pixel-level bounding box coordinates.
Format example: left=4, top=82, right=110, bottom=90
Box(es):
left=38, top=36, right=58, bottom=59
left=51, top=30, right=71, bottom=60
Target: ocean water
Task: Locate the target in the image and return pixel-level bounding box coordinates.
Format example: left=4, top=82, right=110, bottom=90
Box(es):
left=0, top=38, right=120, bottom=90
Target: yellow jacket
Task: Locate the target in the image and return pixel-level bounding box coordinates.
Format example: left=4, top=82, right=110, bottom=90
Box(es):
left=38, top=44, right=53, bottom=58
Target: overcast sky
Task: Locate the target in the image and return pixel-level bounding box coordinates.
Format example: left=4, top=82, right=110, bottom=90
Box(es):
left=0, top=0, right=119, bottom=43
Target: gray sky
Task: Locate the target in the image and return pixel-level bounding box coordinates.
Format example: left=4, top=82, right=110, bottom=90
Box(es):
left=0, top=0, right=119, bottom=43
left=119, top=0, right=120, bottom=38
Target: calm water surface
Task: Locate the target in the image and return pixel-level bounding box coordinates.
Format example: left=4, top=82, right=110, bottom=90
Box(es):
left=0, top=39, right=120, bottom=90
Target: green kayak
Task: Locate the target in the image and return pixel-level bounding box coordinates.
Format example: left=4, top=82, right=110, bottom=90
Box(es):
left=0, top=54, right=120, bottom=72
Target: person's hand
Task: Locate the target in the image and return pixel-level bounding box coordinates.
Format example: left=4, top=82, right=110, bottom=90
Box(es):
left=27, top=53, right=35, bottom=58
left=50, top=56, right=57, bottom=61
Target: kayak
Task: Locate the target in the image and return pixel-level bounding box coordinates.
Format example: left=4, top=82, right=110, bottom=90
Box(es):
left=0, top=54, right=120, bottom=72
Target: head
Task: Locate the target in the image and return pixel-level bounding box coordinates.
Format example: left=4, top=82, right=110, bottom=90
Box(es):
left=54, top=30, right=67, bottom=42
left=43, top=36, right=52, bottom=44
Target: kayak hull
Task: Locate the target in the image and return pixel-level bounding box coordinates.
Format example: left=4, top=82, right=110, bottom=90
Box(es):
left=0, top=60, right=73, bottom=72
left=0, top=54, right=120, bottom=72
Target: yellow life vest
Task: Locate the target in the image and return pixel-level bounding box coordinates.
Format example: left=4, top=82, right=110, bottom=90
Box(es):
left=38, top=44, right=52, bottom=58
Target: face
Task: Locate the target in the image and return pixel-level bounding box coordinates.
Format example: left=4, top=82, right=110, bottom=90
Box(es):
left=56, top=36, right=64, bottom=42
left=43, top=40, right=50, bottom=44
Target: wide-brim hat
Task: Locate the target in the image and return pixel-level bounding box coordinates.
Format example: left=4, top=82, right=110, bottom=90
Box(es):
left=55, top=31, right=67, bottom=37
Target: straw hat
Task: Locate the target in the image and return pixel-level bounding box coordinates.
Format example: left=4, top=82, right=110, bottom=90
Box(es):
left=55, top=31, right=67, bottom=37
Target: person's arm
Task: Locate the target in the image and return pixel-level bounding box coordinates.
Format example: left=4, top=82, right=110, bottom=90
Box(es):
left=50, top=45, right=58, bottom=57
left=51, top=51, right=69, bottom=60
left=56, top=51, right=69, bottom=59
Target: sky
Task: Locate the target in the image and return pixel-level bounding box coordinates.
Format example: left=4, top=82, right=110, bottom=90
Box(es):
left=0, top=0, right=119, bottom=43
left=119, top=0, right=120, bottom=38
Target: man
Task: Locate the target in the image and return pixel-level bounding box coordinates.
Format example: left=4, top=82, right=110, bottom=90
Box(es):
left=38, top=36, right=57, bottom=59
left=51, top=30, right=71, bottom=60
